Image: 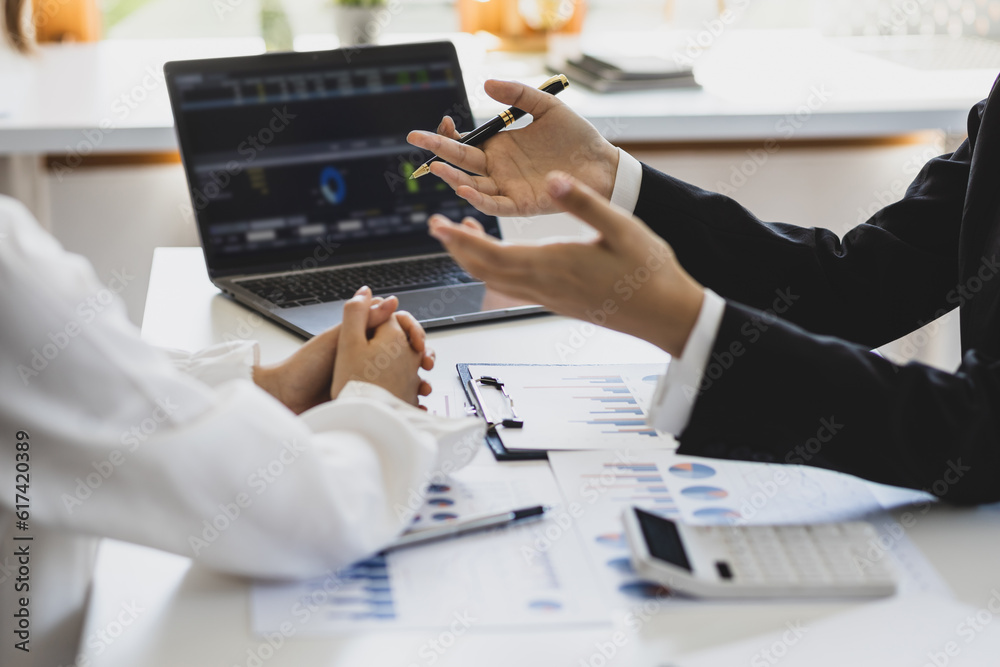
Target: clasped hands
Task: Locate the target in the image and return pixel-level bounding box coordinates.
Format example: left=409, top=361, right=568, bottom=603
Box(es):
left=253, top=287, right=433, bottom=414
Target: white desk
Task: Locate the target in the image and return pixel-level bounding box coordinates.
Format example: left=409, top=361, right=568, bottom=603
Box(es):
left=71, top=246, right=1000, bottom=667
left=1, top=30, right=997, bottom=155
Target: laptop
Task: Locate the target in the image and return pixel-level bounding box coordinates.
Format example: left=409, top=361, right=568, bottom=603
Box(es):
left=164, top=42, right=542, bottom=338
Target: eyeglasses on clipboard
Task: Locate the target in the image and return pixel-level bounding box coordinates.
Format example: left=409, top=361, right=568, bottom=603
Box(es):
left=467, top=376, right=524, bottom=430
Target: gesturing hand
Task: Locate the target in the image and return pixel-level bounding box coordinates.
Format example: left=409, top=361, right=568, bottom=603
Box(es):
left=427, top=172, right=705, bottom=358
left=329, top=289, right=430, bottom=406
left=406, top=79, right=620, bottom=218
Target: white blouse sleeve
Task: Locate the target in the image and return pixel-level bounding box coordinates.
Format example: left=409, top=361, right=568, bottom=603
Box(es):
left=161, top=339, right=259, bottom=387
left=0, top=196, right=483, bottom=580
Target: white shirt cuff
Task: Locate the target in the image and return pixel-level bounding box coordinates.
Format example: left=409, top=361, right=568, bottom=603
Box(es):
left=161, top=340, right=259, bottom=388
left=308, top=380, right=486, bottom=477
left=610, top=148, right=643, bottom=214
left=648, top=289, right=726, bottom=436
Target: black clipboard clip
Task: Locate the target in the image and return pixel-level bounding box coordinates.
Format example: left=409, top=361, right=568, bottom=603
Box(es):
left=467, top=376, right=524, bottom=430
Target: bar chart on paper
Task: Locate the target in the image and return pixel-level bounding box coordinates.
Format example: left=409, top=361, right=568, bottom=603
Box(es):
left=548, top=451, right=686, bottom=608
left=548, top=449, right=951, bottom=608
left=465, top=364, right=678, bottom=452
left=251, top=464, right=609, bottom=635
left=583, top=459, right=680, bottom=515
left=560, top=374, right=657, bottom=436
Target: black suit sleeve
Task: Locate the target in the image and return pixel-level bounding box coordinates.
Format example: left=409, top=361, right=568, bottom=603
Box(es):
left=633, top=102, right=984, bottom=349
left=678, top=301, right=1000, bottom=505
left=625, top=100, right=1000, bottom=503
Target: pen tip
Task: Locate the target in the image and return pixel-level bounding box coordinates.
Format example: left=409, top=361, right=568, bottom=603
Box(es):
left=411, top=165, right=431, bottom=180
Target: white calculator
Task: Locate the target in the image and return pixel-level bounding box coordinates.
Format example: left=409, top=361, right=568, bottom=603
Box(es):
left=623, top=507, right=897, bottom=599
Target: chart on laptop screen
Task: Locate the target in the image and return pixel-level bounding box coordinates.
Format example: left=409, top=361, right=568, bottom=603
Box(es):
left=169, top=49, right=493, bottom=272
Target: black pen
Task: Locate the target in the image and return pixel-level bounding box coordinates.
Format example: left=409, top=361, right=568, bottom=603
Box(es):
left=410, top=74, right=569, bottom=179
left=381, top=504, right=548, bottom=552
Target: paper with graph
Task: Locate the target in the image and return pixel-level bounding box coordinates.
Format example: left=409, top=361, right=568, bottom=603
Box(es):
left=251, top=464, right=607, bottom=634
left=547, top=449, right=949, bottom=609
left=464, top=363, right=676, bottom=452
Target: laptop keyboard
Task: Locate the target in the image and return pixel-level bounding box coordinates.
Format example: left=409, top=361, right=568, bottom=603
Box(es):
left=235, top=256, right=479, bottom=308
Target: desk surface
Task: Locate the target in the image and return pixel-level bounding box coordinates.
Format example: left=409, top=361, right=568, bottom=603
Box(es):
left=2, top=30, right=997, bottom=154
left=71, top=245, right=1000, bottom=667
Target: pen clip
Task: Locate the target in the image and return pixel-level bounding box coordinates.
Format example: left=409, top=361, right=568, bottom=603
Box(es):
left=468, top=375, right=524, bottom=429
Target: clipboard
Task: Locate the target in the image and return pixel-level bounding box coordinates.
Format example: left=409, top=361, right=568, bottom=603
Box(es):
left=457, top=363, right=547, bottom=461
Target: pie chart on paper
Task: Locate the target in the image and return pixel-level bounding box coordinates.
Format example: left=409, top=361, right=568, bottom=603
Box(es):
left=692, top=507, right=741, bottom=522
left=668, top=462, right=716, bottom=479
left=680, top=485, right=729, bottom=501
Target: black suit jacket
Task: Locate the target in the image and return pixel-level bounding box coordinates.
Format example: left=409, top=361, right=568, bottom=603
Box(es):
left=634, top=78, right=1000, bottom=505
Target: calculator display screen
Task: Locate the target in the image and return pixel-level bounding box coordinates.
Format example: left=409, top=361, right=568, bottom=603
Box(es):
left=636, top=509, right=692, bottom=572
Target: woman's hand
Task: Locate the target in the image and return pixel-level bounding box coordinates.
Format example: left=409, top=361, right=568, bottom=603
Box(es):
left=330, top=289, right=430, bottom=405
left=253, top=289, right=434, bottom=413
left=427, top=172, right=705, bottom=358
left=407, top=79, right=620, bottom=217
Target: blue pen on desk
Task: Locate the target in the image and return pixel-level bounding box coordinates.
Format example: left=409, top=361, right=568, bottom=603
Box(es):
left=381, top=505, right=548, bottom=553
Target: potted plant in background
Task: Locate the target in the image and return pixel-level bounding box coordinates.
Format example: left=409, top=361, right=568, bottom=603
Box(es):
left=332, top=0, right=389, bottom=47
left=261, top=0, right=294, bottom=52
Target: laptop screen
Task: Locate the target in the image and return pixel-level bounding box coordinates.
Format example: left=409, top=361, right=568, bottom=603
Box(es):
left=165, top=42, right=499, bottom=277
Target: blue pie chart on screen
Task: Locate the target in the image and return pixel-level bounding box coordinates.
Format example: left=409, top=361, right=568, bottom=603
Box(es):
left=320, top=166, right=347, bottom=204
left=669, top=462, right=716, bottom=479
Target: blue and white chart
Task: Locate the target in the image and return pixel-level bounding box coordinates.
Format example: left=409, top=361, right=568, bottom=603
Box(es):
left=464, top=363, right=676, bottom=452
left=547, top=449, right=949, bottom=610
left=251, top=464, right=607, bottom=634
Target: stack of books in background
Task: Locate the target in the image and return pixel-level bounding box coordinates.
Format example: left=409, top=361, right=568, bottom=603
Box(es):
left=555, top=53, right=699, bottom=93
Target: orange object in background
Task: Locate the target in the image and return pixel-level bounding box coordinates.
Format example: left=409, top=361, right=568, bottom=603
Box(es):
left=33, top=0, right=101, bottom=43
left=458, top=0, right=586, bottom=50
left=28, top=1, right=177, bottom=170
